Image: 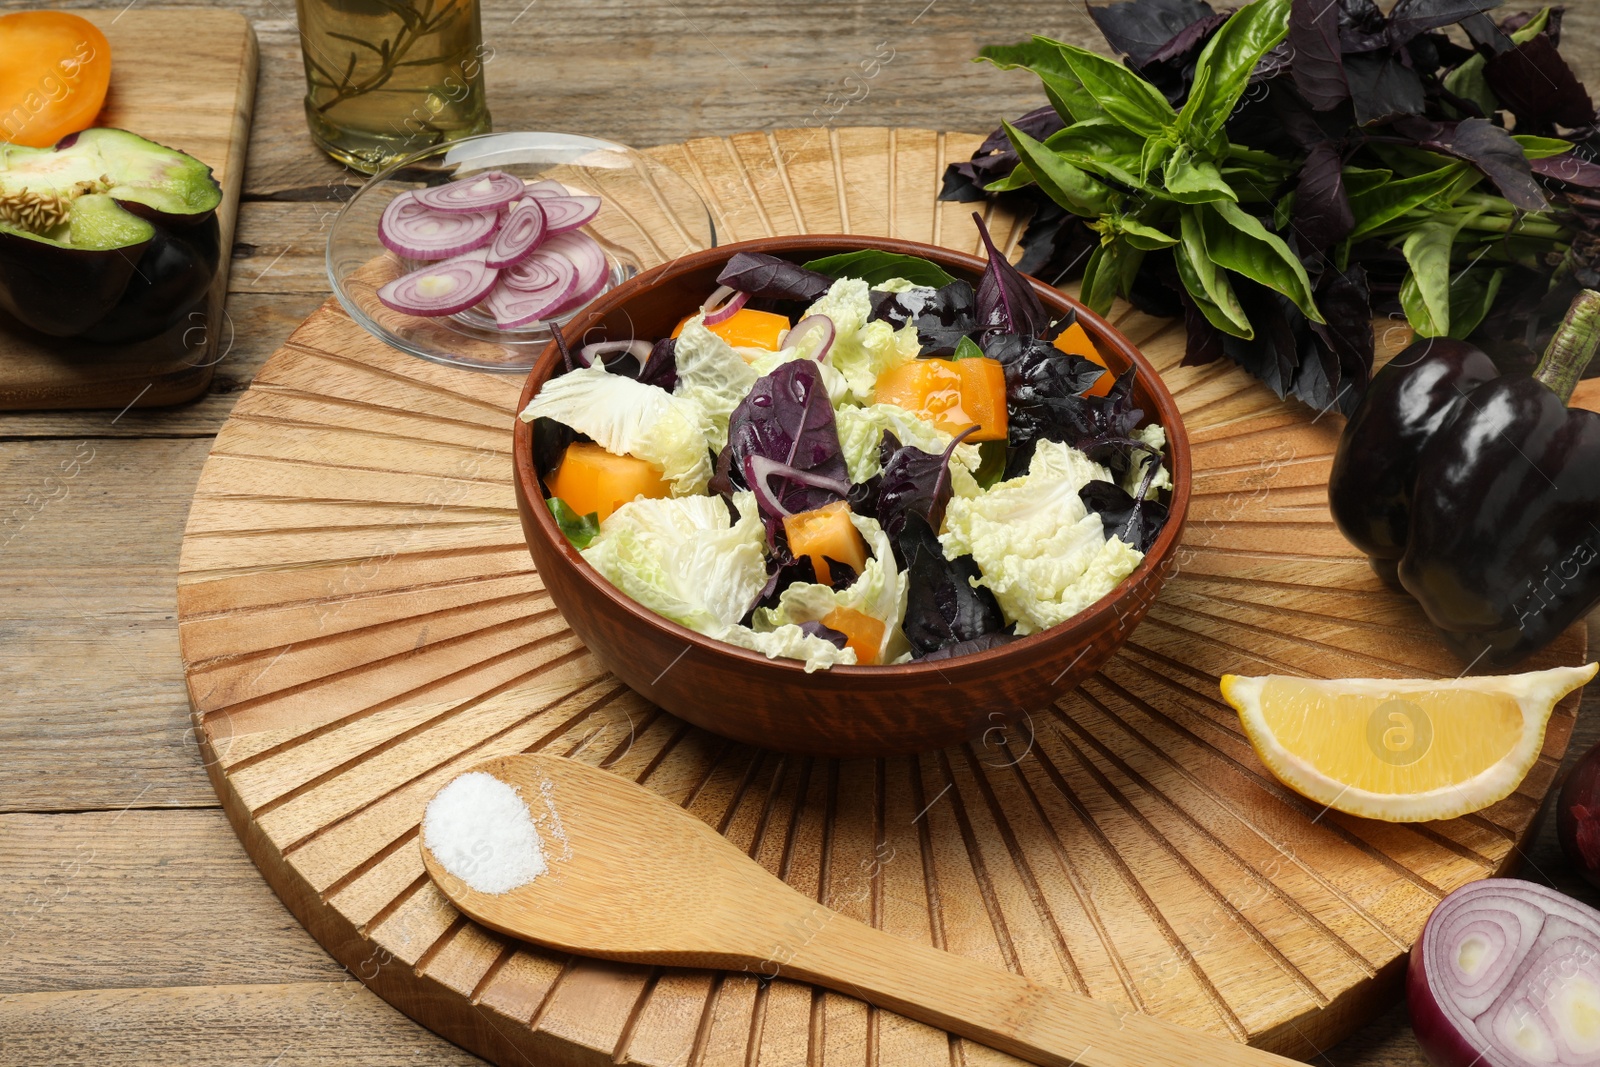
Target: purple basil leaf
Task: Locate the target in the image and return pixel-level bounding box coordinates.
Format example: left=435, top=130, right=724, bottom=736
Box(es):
left=1147, top=10, right=1231, bottom=66
left=1015, top=200, right=1099, bottom=279
left=1079, top=479, right=1170, bottom=553
left=1384, top=0, right=1503, bottom=45
left=1533, top=151, right=1600, bottom=189
left=712, top=360, right=848, bottom=538
left=871, top=281, right=978, bottom=354
left=637, top=337, right=679, bottom=391
left=917, top=632, right=1016, bottom=661
left=1087, top=0, right=1217, bottom=68
left=1180, top=290, right=1226, bottom=366
left=875, top=427, right=978, bottom=540
left=1485, top=34, right=1595, bottom=132
left=1393, top=116, right=1550, bottom=211
left=797, top=620, right=849, bottom=649
left=1307, top=264, right=1374, bottom=412
left=973, top=212, right=1053, bottom=340
left=1345, top=52, right=1427, bottom=125
left=532, top=417, right=577, bottom=481
left=1290, top=0, right=1350, bottom=110
left=939, top=106, right=1064, bottom=204
left=1292, top=141, right=1356, bottom=249
left=897, top=515, right=1008, bottom=656
left=1002, top=367, right=1148, bottom=480
left=716, top=252, right=834, bottom=304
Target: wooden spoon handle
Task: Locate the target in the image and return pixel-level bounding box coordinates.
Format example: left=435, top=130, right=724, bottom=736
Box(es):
left=783, top=909, right=1299, bottom=1067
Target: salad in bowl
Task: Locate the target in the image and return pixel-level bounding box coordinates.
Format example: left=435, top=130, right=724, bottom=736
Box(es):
left=518, top=219, right=1174, bottom=674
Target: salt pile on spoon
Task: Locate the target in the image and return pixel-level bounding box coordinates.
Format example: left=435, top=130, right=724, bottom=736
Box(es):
left=423, top=771, right=547, bottom=894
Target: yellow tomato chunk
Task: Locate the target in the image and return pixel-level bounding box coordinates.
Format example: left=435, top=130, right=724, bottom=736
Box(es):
left=1053, top=321, right=1113, bottom=397
left=822, top=606, right=886, bottom=666
left=548, top=442, right=669, bottom=523
left=671, top=307, right=792, bottom=351
left=873, top=357, right=1008, bottom=441
left=782, top=500, right=868, bottom=586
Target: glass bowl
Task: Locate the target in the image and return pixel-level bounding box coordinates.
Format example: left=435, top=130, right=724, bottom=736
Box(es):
left=326, top=132, right=717, bottom=372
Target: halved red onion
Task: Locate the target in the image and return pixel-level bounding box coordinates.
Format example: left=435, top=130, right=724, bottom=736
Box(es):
left=782, top=314, right=834, bottom=360
left=485, top=264, right=579, bottom=330
left=538, top=195, right=602, bottom=234
left=578, top=339, right=653, bottom=370
left=1410, top=878, right=1600, bottom=1067
left=703, top=287, right=749, bottom=327
left=743, top=455, right=851, bottom=517
left=378, top=191, right=499, bottom=261
left=377, top=249, right=500, bottom=317
left=412, top=170, right=524, bottom=213
left=484, top=199, right=547, bottom=269
left=522, top=179, right=570, bottom=199
left=540, top=231, right=610, bottom=317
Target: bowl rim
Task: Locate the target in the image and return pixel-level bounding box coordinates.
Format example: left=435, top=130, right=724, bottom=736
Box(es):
left=511, top=233, right=1191, bottom=679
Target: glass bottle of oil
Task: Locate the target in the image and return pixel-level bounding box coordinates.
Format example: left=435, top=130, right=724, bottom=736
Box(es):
left=295, top=0, right=493, bottom=173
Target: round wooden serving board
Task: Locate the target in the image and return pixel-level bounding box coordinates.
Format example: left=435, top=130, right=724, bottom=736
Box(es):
left=179, top=127, right=1589, bottom=1067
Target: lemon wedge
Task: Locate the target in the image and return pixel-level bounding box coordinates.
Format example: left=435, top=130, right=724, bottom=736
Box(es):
left=1221, top=664, right=1597, bottom=822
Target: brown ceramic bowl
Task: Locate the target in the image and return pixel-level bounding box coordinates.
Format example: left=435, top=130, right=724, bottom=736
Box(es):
left=512, top=235, right=1190, bottom=757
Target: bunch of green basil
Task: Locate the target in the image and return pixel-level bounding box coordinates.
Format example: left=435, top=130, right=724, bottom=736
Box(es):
left=986, top=0, right=1318, bottom=340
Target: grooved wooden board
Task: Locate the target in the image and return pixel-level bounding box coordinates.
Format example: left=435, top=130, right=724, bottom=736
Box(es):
left=178, top=126, right=1589, bottom=1067
left=0, top=8, right=257, bottom=411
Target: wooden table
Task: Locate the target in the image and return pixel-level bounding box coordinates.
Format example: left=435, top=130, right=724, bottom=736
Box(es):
left=4, top=3, right=1599, bottom=1064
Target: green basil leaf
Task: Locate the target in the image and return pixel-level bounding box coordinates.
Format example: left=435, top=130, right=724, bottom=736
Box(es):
left=1140, top=137, right=1175, bottom=185
left=1177, top=0, right=1291, bottom=155
left=547, top=497, right=600, bottom=550
left=1514, top=134, right=1578, bottom=161
left=977, top=39, right=1106, bottom=123
left=1116, top=216, right=1178, bottom=250
left=802, top=250, right=956, bottom=288
left=952, top=336, right=986, bottom=360
left=1347, top=164, right=1469, bottom=242
left=1272, top=192, right=1295, bottom=230
left=1163, top=152, right=1239, bottom=203
left=1079, top=240, right=1143, bottom=317
left=1446, top=266, right=1504, bottom=340
left=1043, top=120, right=1149, bottom=189
left=1002, top=119, right=1118, bottom=217
left=1341, top=166, right=1394, bottom=197
left=1201, top=201, right=1322, bottom=321
left=984, top=163, right=1036, bottom=192
left=1510, top=6, right=1552, bottom=43
left=1443, top=55, right=1498, bottom=120
left=1176, top=209, right=1253, bottom=337
left=1398, top=220, right=1455, bottom=336
left=975, top=440, right=1008, bottom=489
left=1044, top=37, right=1177, bottom=137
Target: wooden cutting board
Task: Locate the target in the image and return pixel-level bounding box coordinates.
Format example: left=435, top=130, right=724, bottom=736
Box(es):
left=177, top=126, right=1589, bottom=1067
left=0, top=8, right=257, bottom=412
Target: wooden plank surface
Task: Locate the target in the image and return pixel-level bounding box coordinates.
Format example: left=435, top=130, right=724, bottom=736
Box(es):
left=0, top=9, right=258, bottom=411
left=4, top=2, right=1600, bottom=1066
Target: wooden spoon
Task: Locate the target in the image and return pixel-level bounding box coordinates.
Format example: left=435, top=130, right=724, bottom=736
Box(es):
left=421, top=754, right=1303, bottom=1067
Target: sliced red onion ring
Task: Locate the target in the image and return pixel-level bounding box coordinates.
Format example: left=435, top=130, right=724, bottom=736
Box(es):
left=578, top=339, right=653, bottom=370
left=377, top=249, right=499, bottom=317
left=412, top=170, right=524, bottom=213
left=484, top=199, right=547, bottom=269
left=378, top=191, right=499, bottom=261
left=485, top=262, right=578, bottom=330
left=1410, top=878, right=1600, bottom=1067
left=781, top=314, right=834, bottom=361
left=537, top=195, right=602, bottom=234
left=703, top=288, right=749, bottom=327
left=501, top=245, right=574, bottom=294
left=540, top=231, right=611, bottom=317
left=743, top=455, right=852, bottom=517
left=521, top=179, right=570, bottom=199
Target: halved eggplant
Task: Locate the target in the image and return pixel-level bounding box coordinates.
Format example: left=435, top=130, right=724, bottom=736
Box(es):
left=0, top=128, right=223, bottom=341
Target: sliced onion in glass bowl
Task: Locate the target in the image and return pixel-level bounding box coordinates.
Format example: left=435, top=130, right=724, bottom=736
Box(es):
left=327, top=131, right=717, bottom=373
